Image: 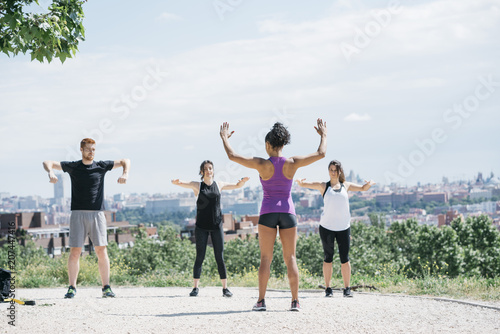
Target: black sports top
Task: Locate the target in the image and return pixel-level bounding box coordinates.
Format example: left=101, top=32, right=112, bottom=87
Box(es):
left=196, top=181, right=222, bottom=230
left=61, top=160, right=114, bottom=210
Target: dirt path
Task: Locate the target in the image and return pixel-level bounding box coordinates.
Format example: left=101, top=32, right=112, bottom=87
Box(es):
left=2, top=287, right=499, bottom=333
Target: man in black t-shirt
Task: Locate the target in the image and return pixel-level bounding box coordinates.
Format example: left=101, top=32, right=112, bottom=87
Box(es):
left=43, top=138, right=130, bottom=299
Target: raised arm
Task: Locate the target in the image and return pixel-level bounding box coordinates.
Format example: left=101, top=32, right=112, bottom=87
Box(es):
left=219, top=177, right=250, bottom=191
left=220, top=122, right=270, bottom=174
left=113, top=159, right=131, bottom=184
left=288, top=118, right=327, bottom=172
left=42, top=160, right=62, bottom=183
left=345, top=180, right=376, bottom=192
left=295, top=178, right=326, bottom=193
left=171, top=179, right=201, bottom=196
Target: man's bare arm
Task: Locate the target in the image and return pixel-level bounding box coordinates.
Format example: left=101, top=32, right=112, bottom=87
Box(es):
left=113, top=159, right=131, bottom=184
left=42, top=161, right=62, bottom=183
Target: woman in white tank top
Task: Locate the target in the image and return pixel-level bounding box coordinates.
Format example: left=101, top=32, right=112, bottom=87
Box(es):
left=296, top=160, right=375, bottom=298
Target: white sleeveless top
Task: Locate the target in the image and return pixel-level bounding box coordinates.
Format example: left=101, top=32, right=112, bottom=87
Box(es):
left=319, top=182, right=351, bottom=231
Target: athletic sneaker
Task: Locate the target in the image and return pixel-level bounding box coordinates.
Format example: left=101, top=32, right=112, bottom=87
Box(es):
left=343, top=287, right=353, bottom=298
left=252, top=299, right=266, bottom=311
left=64, top=286, right=76, bottom=299
left=189, top=288, right=199, bottom=297
left=102, top=285, right=116, bottom=298
left=325, top=287, right=333, bottom=297
left=222, top=288, right=233, bottom=297
left=290, top=299, right=300, bottom=312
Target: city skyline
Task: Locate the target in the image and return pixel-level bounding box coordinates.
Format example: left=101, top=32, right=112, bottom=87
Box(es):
left=1, top=0, right=499, bottom=198
left=1, top=169, right=497, bottom=201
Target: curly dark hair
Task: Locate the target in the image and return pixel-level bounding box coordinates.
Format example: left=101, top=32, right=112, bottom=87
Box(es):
left=199, top=160, right=214, bottom=180
left=265, top=122, right=291, bottom=149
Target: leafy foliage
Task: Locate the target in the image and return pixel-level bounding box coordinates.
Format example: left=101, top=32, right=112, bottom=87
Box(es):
left=0, top=0, right=86, bottom=63
left=1, top=216, right=499, bottom=290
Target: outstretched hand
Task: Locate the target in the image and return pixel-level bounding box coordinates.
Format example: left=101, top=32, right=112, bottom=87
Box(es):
left=314, top=118, right=327, bottom=136
left=363, top=180, right=376, bottom=190
left=220, top=122, right=235, bottom=140
left=171, top=179, right=181, bottom=185
left=239, top=177, right=250, bottom=183
left=295, top=178, right=306, bottom=187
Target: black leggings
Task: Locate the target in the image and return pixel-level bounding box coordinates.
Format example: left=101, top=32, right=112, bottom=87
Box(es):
left=193, top=226, right=227, bottom=279
left=319, top=225, right=350, bottom=264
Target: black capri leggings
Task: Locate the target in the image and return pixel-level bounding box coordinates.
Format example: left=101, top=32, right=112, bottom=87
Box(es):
left=319, top=225, right=350, bottom=264
left=193, top=226, right=227, bottom=279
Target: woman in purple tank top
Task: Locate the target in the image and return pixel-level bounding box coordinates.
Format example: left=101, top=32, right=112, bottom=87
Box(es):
left=220, top=119, right=327, bottom=312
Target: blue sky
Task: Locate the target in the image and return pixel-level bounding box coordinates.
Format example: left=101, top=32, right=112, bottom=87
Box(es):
left=1, top=0, right=499, bottom=198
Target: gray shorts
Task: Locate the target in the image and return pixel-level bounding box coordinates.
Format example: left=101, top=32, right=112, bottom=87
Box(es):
left=69, top=211, right=108, bottom=247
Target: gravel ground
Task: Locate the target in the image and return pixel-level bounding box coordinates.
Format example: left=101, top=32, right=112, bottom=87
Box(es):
left=2, top=287, right=499, bottom=334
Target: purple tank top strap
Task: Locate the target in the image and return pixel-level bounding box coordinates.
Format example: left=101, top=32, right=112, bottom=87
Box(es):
left=270, top=156, right=286, bottom=178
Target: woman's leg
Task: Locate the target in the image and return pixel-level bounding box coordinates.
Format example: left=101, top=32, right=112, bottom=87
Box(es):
left=336, top=227, right=351, bottom=288
left=193, top=227, right=210, bottom=287
left=341, top=262, right=351, bottom=288
left=210, top=226, right=228, bottom=288
left=257, top=224, right=277, bottom=301
left=279, top=226, right=299, bottom=301
left=323, top=262, right=333, bottom=288
left=319, top=225, right=335, bottom=288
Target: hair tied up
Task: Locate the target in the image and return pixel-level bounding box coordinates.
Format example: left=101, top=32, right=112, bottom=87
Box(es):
left=265, top=122, right=291, bottom=149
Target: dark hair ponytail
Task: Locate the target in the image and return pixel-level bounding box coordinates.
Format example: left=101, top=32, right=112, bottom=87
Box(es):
left=265, top=122, right=291, bottom=149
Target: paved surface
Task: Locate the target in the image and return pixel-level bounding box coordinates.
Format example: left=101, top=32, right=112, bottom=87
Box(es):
left=2, top=287, right=499, bottom=333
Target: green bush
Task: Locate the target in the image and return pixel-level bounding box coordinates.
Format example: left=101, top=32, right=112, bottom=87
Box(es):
left=1, top=215, right=499, bottom=290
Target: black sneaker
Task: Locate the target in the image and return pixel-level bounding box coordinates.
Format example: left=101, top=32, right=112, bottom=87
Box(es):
left=290, top=299, right=300, bottom=312
left=325, top=287, right=333, bottom=297
left=64, top=286, right=76, bottom=299
left=189, top=288, right=199, bottom=297
left=102, top=285, right=116, bottom=298
left=222, top=288, right=233, bottom=297
left=252, top=299, right=266, bottom=311
left=343, top=287, right=353, bottom=298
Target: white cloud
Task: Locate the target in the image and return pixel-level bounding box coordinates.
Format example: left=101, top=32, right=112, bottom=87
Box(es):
left=343, top=113, right=372, bottom=122
left=156, top=12, right=181, bottom=21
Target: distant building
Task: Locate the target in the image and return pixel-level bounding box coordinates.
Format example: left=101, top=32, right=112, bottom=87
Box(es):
left=222, top=213, right=235, bottom=231
left=422, top=192, right=448, bottom=203
left=241, top=215, right=259, bottom=226
left=54, top=174, right=64, bottom=199
left=469, top=188, right=492, bottom=200
left=113, top=193, right=126, bottom=202
left=145, top=198, right=195, bottom=214
left=222, top=201, right=259, bottom=216
left=375, top=192, right=419, bottom=208
left=438, top=210, right=463, bottom=227
left=17, top=196, right=39, bottom=210
left=0, top=212, right=47, bottom=236
left=466, top=201, right=496, bottom=214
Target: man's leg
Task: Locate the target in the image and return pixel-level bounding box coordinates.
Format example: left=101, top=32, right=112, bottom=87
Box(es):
left=94, top=246, right=110, bottom=287
left=68, top=247, right=82, bottom=287
left=91, top=212, right=111, bottom=287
